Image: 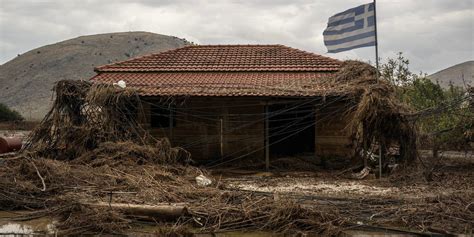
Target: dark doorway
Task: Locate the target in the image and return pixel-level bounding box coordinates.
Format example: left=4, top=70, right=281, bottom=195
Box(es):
left=268, top=103, right=315, bottom=157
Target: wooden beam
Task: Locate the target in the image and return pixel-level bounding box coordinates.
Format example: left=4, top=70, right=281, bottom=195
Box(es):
left=87, top=202, right=187, bottom=219
left=265, top=104, right=270, bottom=171
left=169, top=108, right=173, bottom=139
left=220, top=117, right=224, bottom=159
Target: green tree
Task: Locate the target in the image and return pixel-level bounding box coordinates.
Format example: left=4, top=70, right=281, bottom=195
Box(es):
left=380, top=53, right=472, bottom=150
left=380, top=52, right=413, bottom=86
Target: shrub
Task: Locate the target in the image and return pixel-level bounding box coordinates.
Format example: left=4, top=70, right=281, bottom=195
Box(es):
left=0, top=103, right=24, bottom=122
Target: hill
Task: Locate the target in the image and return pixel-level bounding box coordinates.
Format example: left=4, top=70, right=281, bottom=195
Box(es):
left=428, top=61, right=474, bottom=89
left=0, top=32, right=190, bottom=120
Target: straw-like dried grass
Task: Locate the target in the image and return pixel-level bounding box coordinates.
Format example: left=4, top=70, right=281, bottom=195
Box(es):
left=339, top=60, right=417, bottom=164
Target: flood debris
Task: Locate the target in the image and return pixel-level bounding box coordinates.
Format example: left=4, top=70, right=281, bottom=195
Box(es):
left=0, top=63, right=472, bottom=236
left=0, top=80, right=345, bottom=235
left=195, top=174, right=212, bottom=186
left=340, top=60, right=417, bottom=166
left=23, top=80, right=188, bottom=162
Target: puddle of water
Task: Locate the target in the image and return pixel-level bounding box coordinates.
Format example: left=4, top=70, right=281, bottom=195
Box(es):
left=0, top=211, right=55, bottom=236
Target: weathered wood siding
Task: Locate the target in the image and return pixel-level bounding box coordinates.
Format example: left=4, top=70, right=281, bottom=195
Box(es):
left=315, top=101, right=355, bottom=158
left=142, top=97, right=265, bottom=161
left=140, top=96, right=355, bottom=163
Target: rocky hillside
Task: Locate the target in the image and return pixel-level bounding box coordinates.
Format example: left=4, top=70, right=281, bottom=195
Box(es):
left=428, top=61, right=473, bottom=89
left=0, top=32, right=190, bottom=120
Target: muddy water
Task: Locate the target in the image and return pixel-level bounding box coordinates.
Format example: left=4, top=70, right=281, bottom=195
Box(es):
left=0, top=212, right=419, bottom=236
left=0, top=211, right=55, bottom=235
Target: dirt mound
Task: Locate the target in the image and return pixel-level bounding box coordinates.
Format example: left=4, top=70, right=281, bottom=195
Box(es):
left=0, top=31, right=190, bottom=120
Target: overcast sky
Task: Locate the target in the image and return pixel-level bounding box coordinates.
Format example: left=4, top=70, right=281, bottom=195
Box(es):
left=0, top=0, right=472, bottom=74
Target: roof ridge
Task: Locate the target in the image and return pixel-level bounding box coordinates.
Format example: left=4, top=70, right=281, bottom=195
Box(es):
left=278, top=44, right=343, bottom=64
left=186, top=44, right=282, bottom=47
left=94, top=45, right=194, bottom=72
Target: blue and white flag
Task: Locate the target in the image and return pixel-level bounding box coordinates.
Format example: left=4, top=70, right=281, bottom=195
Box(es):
left=324, top=3, right=376, bottom=53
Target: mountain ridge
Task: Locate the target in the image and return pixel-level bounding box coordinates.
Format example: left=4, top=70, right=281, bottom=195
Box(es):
left=428, top=61, right=473, bottom=89
left=0, top=31, right=190, bottom=120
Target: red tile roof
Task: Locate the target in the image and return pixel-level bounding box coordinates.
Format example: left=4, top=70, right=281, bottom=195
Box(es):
left=95, top=45, right=341, bottom=72
left=91, top=45, right=344, bottom=97
left=91, top=72, right=341, bottom=97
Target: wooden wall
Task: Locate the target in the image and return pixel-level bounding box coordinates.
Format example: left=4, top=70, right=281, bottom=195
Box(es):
left=140, top=96, right=356, bottom=163
left=315, top=100, right=355, bottom=159
left=141, top=97, right=265, bottom=162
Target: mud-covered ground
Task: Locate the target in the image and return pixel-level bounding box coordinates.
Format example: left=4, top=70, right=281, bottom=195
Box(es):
left=217, top=153, right=474, bottom=235
left=1, top=150, right=473, bottom=236
left=222, top=154, right=473, bottom=200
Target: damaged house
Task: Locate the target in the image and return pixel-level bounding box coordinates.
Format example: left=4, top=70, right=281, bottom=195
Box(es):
left=90, top=45, right=377, bottom=165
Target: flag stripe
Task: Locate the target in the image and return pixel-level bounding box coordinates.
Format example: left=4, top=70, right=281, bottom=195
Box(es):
left=324, top=26, right=375, bottom=41
left=326, top=35, right=375, bottom=49
left=328, top=12, right=354, bottom=24
left=324, top=19, right=364, bottom=35
left=327, top=41, right=376, bottom=53
left=324, top=31, right=375, bottom=46
left=325, top=21, right=357, bottom=32
left=327, top=17, right=355, bottom=27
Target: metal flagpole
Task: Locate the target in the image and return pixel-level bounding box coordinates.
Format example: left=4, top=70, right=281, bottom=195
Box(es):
left=374, top=0, right=380, bottom=80
left=373, top=0, right=383, bottom=179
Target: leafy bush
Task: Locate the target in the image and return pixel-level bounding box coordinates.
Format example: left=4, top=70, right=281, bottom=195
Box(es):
left=0, top=103, right=24, bottom=122
left=381, top=53, right=472, bottom=150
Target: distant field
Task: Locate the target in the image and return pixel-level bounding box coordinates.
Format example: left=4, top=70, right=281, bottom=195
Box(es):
left=0, top=121, right=38, bottom=131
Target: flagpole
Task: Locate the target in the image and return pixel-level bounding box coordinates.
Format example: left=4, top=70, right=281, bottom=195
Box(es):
left=374, top=0, right=380, bottom=81
left=373, top=0, right=383, bottom=179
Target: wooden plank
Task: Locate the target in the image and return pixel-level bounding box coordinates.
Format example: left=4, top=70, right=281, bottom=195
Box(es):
left=86, top=202, right=187, bottom=219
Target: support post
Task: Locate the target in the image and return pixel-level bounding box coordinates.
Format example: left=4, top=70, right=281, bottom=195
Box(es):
left=169, top=108, right=173, bottom=140
left=378, top=142, right=383, bottom=178
left=265, top=104, right=270, bottom=171
left=220, top=117, right=224, bottom=159
left=314, top=104, right=317, bottom=160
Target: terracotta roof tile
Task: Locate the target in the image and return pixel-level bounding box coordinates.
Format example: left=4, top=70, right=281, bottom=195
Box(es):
left=91, top=45, right=344, bottom=97
left=95, top=45, right=342, bottom=72
left=91, top=72, right=341, bottom=97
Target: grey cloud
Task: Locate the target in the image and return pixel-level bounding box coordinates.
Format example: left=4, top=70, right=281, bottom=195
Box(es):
left=0, top=0, right=473, bottom=73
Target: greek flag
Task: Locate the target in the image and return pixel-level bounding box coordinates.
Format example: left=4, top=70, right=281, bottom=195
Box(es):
left=324, top=3, right=376, bottom=53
